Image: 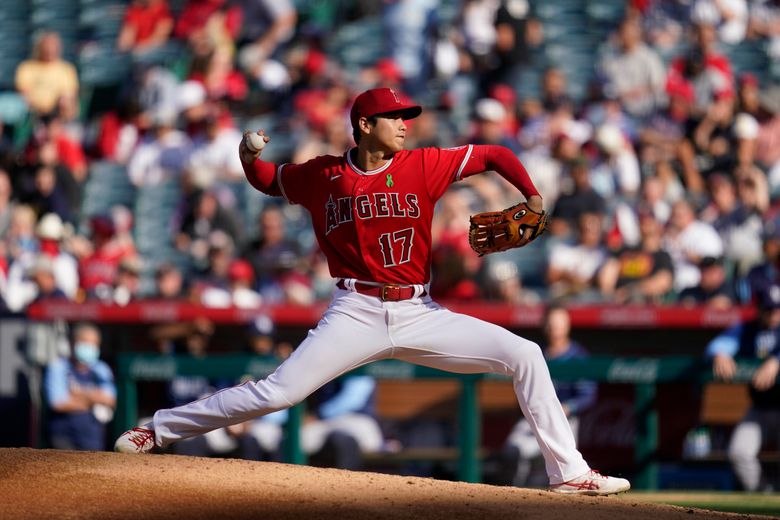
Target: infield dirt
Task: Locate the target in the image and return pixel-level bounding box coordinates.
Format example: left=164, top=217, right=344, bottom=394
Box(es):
left=0, top=448, right=772, bottom=519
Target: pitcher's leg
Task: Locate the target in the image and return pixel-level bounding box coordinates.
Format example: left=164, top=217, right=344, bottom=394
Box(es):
left=391, top=305, right=589, bottom=484
left=153, top=298, right=391, bottom=448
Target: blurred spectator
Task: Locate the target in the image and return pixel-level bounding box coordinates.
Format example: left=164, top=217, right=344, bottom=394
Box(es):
left=598, top=212, right=674, bottom=304
left=638, top=174, right=673, bottom=225
left=77, top=210, right=138, bottom=296
left=236, top=0, right=297, bottom=89
left=4, top=205, right=39, bottom=265
left=190, top=47, right=248, bottom=103
left=199, top=258, right=262, bottom=308
left=689, top=95, right=740, bottom=176
left=540, top=67, right=571, bottom=113
left=245, top=206, right=311, bottom=304
left=482, top=259, right=541, bottom=304
left=492, top=0, right=543, bottom=87
left=127, top=108, right=192, bottom=186
left=664, top=198, right=724, bottom=292
left=458, top=0, right=500, bottom=75
left=15, top=32, right=79, bottom=116
left=292, top=118, right=353, bottom=164
left=174, top=0, right=243, bottom=58
left=292, top=82, right=351, bottom=137
left=95, top=99, right=143, bottom=164
left=44, top=324, right=116, bottom=450
left=383, top=0, right=440, bottom=95
left=137, top=65, right=180, bottom=118
left=691, top=0, right=748, bottom=44
left=154, top=262, right=186, bottom=300
left=18, top=165, right=71, bottom=223
left=748, top=0, right=780, bottom=59
left=701, top=173, right=763, bottom=275
left=707, top=283, right=780, bottom=491
left=590, top=124, right=642, bottom=201
left=0, top=169, right=14, bottom=239
left=498, top=305, right=596, bottom=487
left=752, top=87, right=780, bottom=194
left=176, top=80, right=211, bottom=138
left=598, top=18, right=667, bottom=118
left=520, top=86, right=580, bottom=156
left=186, top=115, right=246, bottom=204
left=742, top=219, right=780, bottom=304
left=666, top=23, right=734, bottom=116
left=639, top=80, right=703, bottom=196
left=89, top=257, right=142, bottom=306
left=5, top=214, right=79, bottom=311
left=190, top=230, right=236, bottom=300
left=546, top=212, right=607, bottom=302
left=521, top=118, right=591, bottom=210
left=117, top=0, right=175, bottom=55
left=177, top=190, right=243, bottom=260
left=679, top=256, right=734, bottom=308
left=26, top=114, right=88, bottom=187
left=549, top=157, right=606, bottom=237
left=430, top=189, right=481, bottom=300
left=469, top=98, right=519, bottom=152
left=635, top=0, right=691, bottom=53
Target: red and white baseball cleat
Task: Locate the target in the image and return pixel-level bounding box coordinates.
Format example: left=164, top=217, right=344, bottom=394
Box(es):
left=114, top=427, right=156, bottom=454
left=549, top=469, right=631, bottom=496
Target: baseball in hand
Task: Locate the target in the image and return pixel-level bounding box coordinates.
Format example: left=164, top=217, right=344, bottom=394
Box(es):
left=246, top=132, right=267, bottom=152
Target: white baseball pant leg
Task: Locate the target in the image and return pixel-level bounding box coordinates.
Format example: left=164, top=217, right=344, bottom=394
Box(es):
left=152, top=291, right=396, bottom=446
left=151, top=291, right=589, bottom=483
left=388, top=299, right=589, bottom=484
left=728, top=409, right=780, bottom=491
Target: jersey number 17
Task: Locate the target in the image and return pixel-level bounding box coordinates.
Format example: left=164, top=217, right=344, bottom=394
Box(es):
left=378, top=227, right=415, bottom=267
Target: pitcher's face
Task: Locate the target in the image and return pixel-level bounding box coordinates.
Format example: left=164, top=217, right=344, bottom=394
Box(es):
left=367, top=112, right=407, bottom=153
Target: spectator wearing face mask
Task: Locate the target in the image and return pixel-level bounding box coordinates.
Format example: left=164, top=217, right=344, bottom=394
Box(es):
left=44, top=324, right=116, bottom=451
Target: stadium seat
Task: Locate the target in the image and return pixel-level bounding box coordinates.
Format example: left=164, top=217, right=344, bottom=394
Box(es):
left=79, top=161, right=137, bottom=232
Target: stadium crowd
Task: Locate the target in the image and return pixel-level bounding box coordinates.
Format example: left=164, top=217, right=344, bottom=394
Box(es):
left=0, top=0, right=780, bottom=315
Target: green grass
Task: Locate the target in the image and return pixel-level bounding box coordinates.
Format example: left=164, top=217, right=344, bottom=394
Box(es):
left=625, top=491, right=780, bottom=517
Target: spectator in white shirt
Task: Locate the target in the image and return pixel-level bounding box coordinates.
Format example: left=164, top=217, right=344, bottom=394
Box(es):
left=127, top=109, right=191, bottom=186
left=599, top=18, right=667, bottom=118
left=664, top=198, right=724, bottom=292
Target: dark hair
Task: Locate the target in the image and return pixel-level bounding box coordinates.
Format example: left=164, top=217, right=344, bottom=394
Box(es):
left=352, top=115, right=378, bottom=144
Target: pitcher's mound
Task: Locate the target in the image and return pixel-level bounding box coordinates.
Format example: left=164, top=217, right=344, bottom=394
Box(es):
left=0, top=448, right=760, bottom=519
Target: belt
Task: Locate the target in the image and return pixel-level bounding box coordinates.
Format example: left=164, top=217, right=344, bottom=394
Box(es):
left=336, top=279, right=426, bottom=301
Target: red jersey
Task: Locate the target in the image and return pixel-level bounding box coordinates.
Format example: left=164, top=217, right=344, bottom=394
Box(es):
left=124, top=2, right=173, bottom=45
left=276, top=146, right=475, bottom=285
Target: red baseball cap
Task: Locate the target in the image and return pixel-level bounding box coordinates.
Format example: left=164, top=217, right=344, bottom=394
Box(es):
left=349, top=87, right=422, bottom=129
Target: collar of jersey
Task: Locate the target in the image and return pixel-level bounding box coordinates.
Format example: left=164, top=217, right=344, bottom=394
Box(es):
left=346, top=147, right=394, bottom=176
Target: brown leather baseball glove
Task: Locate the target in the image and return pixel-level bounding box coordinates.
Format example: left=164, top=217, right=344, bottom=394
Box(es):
left=468, top=201, right=547, bottom=256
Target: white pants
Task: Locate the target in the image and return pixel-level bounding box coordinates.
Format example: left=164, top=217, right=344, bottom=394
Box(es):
left=151, top=290, right=590, bottom=484
left=728, top=409, right=780, bottom=491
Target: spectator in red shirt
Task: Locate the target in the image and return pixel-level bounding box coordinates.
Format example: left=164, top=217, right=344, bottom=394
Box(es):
left=189, top=47, right=248, bottom=102
left=78, top=215, right=124, bottom=294
left=174, top=0, right=242, bottom=58
left=666, top=22, right=735, bottom=116
left=117, top=0, right=175, bottom=55
left=26, top=115, right=87, bottom=183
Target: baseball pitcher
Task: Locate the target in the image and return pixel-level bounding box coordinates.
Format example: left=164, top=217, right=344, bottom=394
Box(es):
left=115, top=87, right=629, bottom=495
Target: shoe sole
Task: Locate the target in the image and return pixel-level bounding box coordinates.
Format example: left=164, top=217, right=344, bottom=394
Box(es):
left=549, top=484, right=631, bottom=496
